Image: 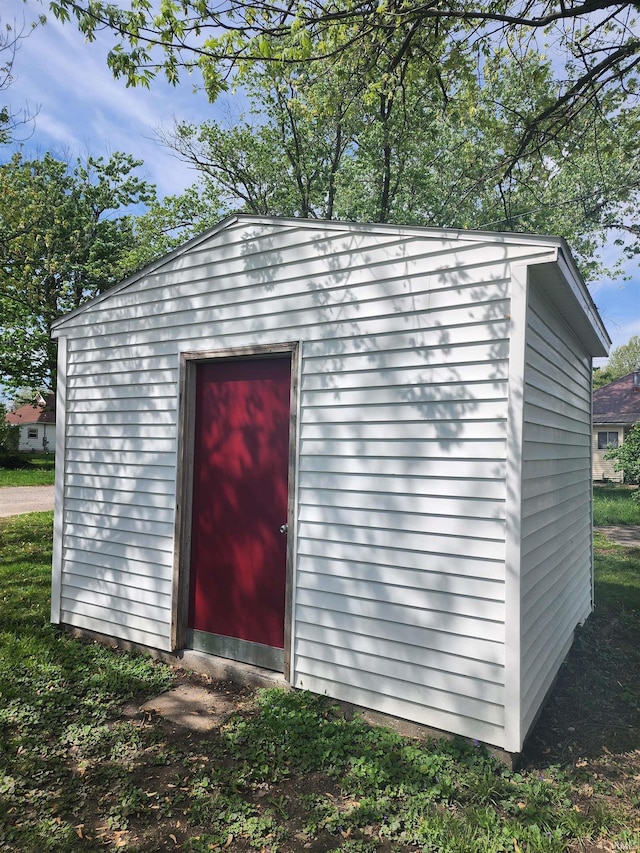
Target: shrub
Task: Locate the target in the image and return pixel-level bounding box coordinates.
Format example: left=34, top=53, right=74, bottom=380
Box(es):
left=0, top=403, right=19, bottom=454
left=0, top=452, right=32, bottom=469
left=605, top=424, right=640, bottom=499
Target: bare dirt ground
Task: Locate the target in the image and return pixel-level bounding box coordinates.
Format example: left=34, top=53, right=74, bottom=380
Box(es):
left=595, top=525, right=640, bottom=546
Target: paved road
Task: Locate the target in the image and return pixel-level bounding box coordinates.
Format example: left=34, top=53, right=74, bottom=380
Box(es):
left=0, top=485, right=55, bottom=517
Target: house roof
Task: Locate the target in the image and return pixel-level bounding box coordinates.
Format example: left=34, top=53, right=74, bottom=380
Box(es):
left=50, top=214, right=610, bottom=355
left=593, top=371, right=640, bottom=425
left=5, top=393, right=56, bottom=426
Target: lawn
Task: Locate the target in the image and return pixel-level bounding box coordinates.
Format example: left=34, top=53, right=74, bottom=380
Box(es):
left=593, top=483, right=640, bottom=526
left=0, top=455, right=56, bottom=487
left=0, top=512, right=639, bottom=852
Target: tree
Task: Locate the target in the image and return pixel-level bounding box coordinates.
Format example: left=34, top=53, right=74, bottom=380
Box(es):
left=49, top=0, right=640, bottom=176
left=1, top=11, right=42, bottom=143
left=123, top=183, right=224, bottom=271
left=605, top=335, right=640, bottom=379
left=46, top=0, right=640, bottom=263
left=593, top=365, right=615, bottom=390
left=605, top=424, right=640, bottom=496
left=0, top=402, right=19, bottom=454
left=0, top=151, right=154, bottom=393
left=160, top=46, right=640, bottom=278
left=160, top=54, right=368, bottom=220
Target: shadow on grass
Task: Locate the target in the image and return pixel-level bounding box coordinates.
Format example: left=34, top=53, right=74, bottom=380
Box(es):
left=524, top=539, right=640, bottom=768
left=0, top=512, right=173, bottom=729
left=0, top=454, right=56, bottom=486
left=2, top=513, right=639, bottom=851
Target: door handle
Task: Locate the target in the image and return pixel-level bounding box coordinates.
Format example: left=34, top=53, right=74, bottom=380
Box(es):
left=279, top=523, right=288, bottom=534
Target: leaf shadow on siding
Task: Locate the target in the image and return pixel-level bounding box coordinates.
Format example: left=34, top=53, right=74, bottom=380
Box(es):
left=61, top=379, right=179, bottom=644
left=241, top=231, right=512, bottom=732
left=239, top=229, right=284, bottom=289
left=61, top=225, right=517, bottom=736
left=188, top=359, right=290, bottom=649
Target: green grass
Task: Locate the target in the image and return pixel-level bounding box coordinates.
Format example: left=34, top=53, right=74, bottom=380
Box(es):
left=593, top=483, right=640, bottom=526
left=0, top=513, right=174, bottom=851
left=0, top=455, right=56, bottom=487
left=1, top=512, right=639, bottom=852
left=594, top=531, right=640, bottom=612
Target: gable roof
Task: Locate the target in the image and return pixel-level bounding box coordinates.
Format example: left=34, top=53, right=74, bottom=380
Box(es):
left=50, top=215, right=610, bottom=355
left=593, top=371, right=640, bottom=425
left=5, top=393, right=56, bottom=426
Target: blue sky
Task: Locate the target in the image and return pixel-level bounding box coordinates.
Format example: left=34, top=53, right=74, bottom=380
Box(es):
left=2, top=0, right=639, bottom=365
left=3, top=0, right=218, bottom=196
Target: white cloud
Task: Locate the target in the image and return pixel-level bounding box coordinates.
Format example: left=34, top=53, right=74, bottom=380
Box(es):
left=3, top=0, right=215, bottom=197
left=34, top=112, right=80, bottom=148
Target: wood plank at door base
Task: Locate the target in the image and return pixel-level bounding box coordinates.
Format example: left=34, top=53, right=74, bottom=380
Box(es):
left=188, top=628, right=284, bottom=671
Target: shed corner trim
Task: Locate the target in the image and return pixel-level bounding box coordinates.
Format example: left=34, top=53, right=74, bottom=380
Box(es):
left=50, top=336, right=67, bottom=625
left=503, top=263, right=529, bottom=753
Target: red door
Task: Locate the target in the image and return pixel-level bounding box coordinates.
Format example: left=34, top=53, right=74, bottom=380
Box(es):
left=188, top=357, right=291, bottom=654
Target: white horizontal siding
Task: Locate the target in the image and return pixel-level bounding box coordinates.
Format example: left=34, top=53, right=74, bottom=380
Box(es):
left=59, top=601, right=171, bottom=650
left=68, top=367, right=177, bottom=387
left=295, top=673, right=505, bottom=746
left=299, top=521, right=504, bottom=561
left=302, top=340, right=510, bottom=372
left=65, top=472, right=176, bottom=495
left=65, top=411, right=177, bottom=426
left=55, top=218, right=561, bottom=744
left=293, top=266, right=510, bottom=746
left=62, top=532, right=173, bottom=564
left=61, top=571, right=171, bottom=610
left=65, top=509, right=175, bottom=541
left=521, top=535, right=591, bottom=640
left=297, top=572, right=503, bottom=622
left=64, top=485, right=176, bottom=509
left=68, top=314, right=511, bottom=358
left=299, top=554, right=504, bottom=598
left=299, top=502, right=505, bottom=536
left=299, top=487, right=505, bottom=519
left=300, top=455, right=506, bottom=479
left=296, top=649, right=504, bottom=715
left=299, top=437, right=507, bottom=461
left=295, top=605, right=503, bottom=664
left=65, top=497, right=175, bottom=524
left=67, top=436, right=176, bottom=454
left=299, top=470, right=507, bottom=501
left=57, top=223, right=546, bottom=332
left=58, top=273, right=512, bottom=340
left=298, top=538, right=503, bottom=581
left=519, top=282, right=593, bottom=740
left=63, top=555, right=173, bottom=594
left=301, top=400, right=508, bottom=426
left=520, top=561, right=590, bottom=728
left=521, top=491, right=590, bottom=543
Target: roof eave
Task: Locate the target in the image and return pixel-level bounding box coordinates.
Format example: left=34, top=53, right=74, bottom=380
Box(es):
left=526, top=248, right=610, bottom=358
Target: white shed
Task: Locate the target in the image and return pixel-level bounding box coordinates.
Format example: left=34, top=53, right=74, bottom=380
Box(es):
left=50, top=215, right=609, bottom=754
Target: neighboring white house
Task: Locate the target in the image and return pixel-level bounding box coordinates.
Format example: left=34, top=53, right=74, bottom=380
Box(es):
left=592, top=370, right=640, bottom=481
left=5, top=393, right=56, bottom=452
left=50, top=216, right=609, bottom=754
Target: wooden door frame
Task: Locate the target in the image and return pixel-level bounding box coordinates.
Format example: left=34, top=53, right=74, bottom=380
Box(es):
left=171, top=342, right=299, bottom=678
